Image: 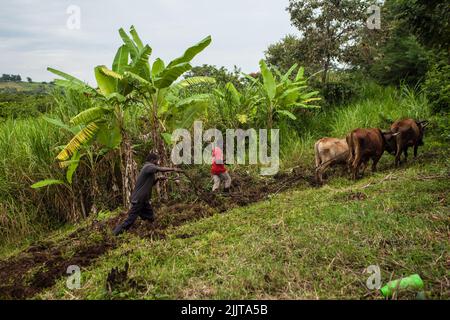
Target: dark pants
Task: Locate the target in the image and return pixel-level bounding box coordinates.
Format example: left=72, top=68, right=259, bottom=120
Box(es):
left=113, top=201, right=154, bottom=235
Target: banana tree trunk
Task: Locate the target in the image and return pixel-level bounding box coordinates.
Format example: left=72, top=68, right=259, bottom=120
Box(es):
left=120, top=133, right=137, bottom=208
left=150, top=97, right=168, bottom=201
left=268, top=102, right=273, bottom=129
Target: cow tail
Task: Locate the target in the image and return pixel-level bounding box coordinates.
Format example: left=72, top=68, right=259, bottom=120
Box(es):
left=346, top=133, right=354, bottom=166
left=314, top=141, right=321, bottom=168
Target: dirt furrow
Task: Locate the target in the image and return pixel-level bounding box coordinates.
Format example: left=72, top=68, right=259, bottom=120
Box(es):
left=0, top=168, right=312, bottom=299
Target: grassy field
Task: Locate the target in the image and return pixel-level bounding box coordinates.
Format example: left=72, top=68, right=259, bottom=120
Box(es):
left=0, top=82, right=50, bottom=92
left=35, top=142, right=449, bottom=300
left=0, top=81, right=447, bottom=300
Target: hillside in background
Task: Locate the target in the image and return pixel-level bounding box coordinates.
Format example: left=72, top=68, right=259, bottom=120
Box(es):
left=0, top=81, right=53, bottom=93
left=0, top=81, right=55, bottom=119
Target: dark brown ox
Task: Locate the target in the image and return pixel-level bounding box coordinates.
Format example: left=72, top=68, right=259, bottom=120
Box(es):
left=314, top=138, right=349, bottom=184
left=390, top=118, right=428, bottom=166
left=346, top=128, right=398, bottom=180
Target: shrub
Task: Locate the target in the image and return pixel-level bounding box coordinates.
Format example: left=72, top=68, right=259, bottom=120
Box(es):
left=369, top=35, right=431, bottom=86
left=422, top=63, right=450, bottom=114
left=320, top=81, right=358, bottom=106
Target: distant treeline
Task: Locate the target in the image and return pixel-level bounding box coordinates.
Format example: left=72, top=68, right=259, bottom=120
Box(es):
left=1, top=74, right=23, bottom=82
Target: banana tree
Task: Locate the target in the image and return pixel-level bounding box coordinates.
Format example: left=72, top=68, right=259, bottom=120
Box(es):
left=47, top=26, right=214, bottom=204
left=255, top=60, right=321, bottom=129
left=212, top=81, right=259, bottom=129
left=47, top=42, right=138, bottom=207
left=31, top=148, right=86, bottom=220
left=116, top=26, right=214, bottom=166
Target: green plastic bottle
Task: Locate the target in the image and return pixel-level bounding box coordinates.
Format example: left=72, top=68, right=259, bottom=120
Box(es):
left=380, top=274, right=424, bottom=298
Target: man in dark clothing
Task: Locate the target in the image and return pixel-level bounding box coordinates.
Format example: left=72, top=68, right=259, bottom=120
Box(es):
left=113, top=153, right=182, bottom=236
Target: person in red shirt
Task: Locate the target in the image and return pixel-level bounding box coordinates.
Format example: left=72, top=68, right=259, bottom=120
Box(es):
left=211, top=146, right=231, bottom=193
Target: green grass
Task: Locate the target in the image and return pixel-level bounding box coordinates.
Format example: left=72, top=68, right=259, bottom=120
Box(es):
left=281, top=83, right=431, bottom=168
left=39, top=144, right=449, bottom=300
left=1, top=81, right=448, bottom=299
left=0, top=117, right=68, bottom=247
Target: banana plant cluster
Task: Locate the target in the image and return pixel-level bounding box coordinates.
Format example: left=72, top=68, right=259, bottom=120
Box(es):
left=211, top=61, right=321, bottom=130
left=45, top=26, right=213, bottom=165
left=212, top=81, right=259, bottom=129
left=256, top=60, right=321, bottom=128
left=115, top=28, right=215, bottom=150
left=35, top=26, right=213, bottom=206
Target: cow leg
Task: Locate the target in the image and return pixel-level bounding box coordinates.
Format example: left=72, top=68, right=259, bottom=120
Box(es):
left=347, top=159, right=353, bottom=177
left=414, top=144, right=419, bottom=158
left=315, top=153, right=321, bottom=168
left=359, top=159, right=369, bottom=178
left=395, top=143, right=402, bottom=167
left=403, top=147, right=408, bottom=163
left=315, top=167, right=323, bottom=184
left=371, top=155, right=381, bottom=172
left=352, top=156, right=362, bottom=180
left=317, top=159, right=335, bottom=184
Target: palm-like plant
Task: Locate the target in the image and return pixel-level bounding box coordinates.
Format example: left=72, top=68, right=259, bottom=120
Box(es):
left=116, top=27, right=214, bottom=164
left=47, top=26, right=214, bottom=205
left=255, top=60, right=321, bottom=128
left=47, top=57, right=138, bottom=206
left=212, top=81, right=259, bottom=129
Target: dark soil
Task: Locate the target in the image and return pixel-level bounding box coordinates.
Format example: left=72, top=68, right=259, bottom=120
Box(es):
left=0, top=167, right=312, bottom=299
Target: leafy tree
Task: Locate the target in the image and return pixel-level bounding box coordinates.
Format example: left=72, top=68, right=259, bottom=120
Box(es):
left=211, top=81, right=259, bottom=129
left=0, top=74, right=22, bottom=82
left=116, top=27, right=214, bottom=165
left=369, top=34, right=431, bottom=86
left=287, top=0, right=375, bottom=83
left=185, top=64, right=242, bottom=89
left=265, top=35, right=318, bottom=74
left=422, top=63, right=450, bottom=114
left=47, top=42, right=139, bottom=206
left=27, top=77, right=32, bottom=83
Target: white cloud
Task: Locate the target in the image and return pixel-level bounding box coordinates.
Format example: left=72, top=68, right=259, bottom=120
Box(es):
left=0, top=0, right=297, bottom=84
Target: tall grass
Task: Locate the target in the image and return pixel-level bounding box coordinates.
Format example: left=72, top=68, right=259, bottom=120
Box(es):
left=280, top=82, right=431, bottom=168
left=329, top=84, right=429, bottom=137
left=0, top=118, right=67, bottom=247
left=0, top=90, right=150, bottom=248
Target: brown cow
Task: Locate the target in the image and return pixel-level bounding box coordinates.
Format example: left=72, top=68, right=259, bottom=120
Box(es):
left=346, top=128, right=398, bottom=180
left=314, top=138, right=349, bottom=184
left=390, top=118, right=428, bottom=166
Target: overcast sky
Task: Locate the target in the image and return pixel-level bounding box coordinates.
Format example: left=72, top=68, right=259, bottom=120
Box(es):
left=0, top=0, right=297, bottom=84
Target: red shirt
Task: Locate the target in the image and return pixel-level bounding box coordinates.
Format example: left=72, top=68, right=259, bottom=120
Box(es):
left=211, top=147, right=227, bottom=175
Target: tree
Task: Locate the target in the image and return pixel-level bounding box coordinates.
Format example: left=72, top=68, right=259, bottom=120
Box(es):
left=47, top=48, right=138, bottom=207
left=391, top=0, right=450, bottom=52
left=47, top=26, right=214, bottom=205
left=353, top=0, right=437, bottom=86
left=27, top=77, right=32, bottom=83
left=117, top=28, right=213, bottom=160
left=0, top=74, right=22, bottom=82
left=265, top=35, right=316, bottom=74
left=185, top=64, right=242, bottom=89
left=212, top=81, right=260, bottom=129
left=287, top=0, right=374, bottom=83
left=369, top=34, right=431, bottom=86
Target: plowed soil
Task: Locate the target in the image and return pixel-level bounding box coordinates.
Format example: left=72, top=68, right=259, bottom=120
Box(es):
left=0, top=167, right=312, bottom=299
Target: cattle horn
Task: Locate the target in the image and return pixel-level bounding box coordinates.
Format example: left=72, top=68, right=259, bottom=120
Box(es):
left=392, top=132, right=400, bottom=136
left=420, top=120, right=429, bottom=128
